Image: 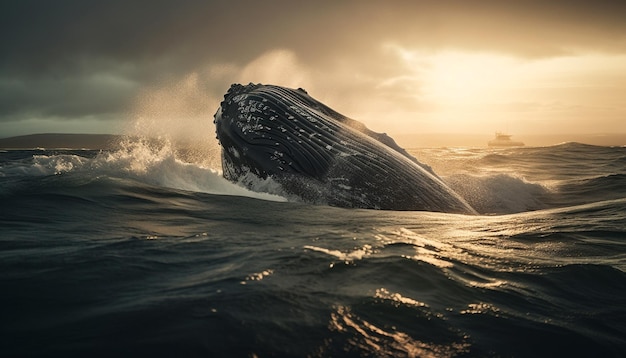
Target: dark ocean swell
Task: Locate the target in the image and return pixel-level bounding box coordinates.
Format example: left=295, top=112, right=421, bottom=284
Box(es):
left=0, top=143, right=625, bottom=357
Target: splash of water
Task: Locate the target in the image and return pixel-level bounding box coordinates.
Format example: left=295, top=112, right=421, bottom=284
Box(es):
left=100, top=137, right=285, bottom=201
left=120, top=71, right=223, bottom=170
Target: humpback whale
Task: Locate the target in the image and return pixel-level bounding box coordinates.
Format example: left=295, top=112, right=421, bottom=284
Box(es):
left=214, top=83, right=476, bottom=214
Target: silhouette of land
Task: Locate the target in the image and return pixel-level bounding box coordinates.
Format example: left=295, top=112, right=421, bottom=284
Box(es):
left=0, top=134, right=120, bottom=149
left=1, top=132, right=624, bottom=150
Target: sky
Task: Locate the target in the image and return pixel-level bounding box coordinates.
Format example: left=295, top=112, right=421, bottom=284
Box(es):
left=1, top=0, right=626, bottom=145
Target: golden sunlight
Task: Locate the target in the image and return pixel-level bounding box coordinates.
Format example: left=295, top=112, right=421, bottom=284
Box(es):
left=419, top=52, right=521, bottom=104
left=381, top=43, right=626, bottom=137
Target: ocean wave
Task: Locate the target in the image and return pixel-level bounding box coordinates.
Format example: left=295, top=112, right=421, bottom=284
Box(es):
left=2, top=142, right=624, bottom=215
left=0, top=142, right=286, bottom=202
left=2, top=142, right=624, bottom=357
left=445, top=173, right=550, bottom=214
left=547, top=173, right=626, bottom=208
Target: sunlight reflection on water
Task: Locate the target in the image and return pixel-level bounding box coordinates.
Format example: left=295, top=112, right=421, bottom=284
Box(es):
left=328, top=305, right=470, bottom=358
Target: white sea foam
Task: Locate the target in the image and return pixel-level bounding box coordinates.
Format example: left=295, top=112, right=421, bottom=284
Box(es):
left=103, top=139, right=287, bottom=201
left=2, top=139, right=287, bottom=202
left=303, top=244, right=374, bottom=262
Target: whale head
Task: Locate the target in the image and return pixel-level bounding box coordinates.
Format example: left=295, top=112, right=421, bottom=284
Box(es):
left=214, top=83, right=345, bottom=182
left=214, top=83, right=476, bottom=213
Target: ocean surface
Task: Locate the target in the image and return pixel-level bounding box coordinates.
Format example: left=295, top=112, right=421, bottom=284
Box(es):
left=1, top=140, right=625, bottom=357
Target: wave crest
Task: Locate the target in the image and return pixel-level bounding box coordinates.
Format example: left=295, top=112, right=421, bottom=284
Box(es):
left=446, top=173, right=550, bottom=214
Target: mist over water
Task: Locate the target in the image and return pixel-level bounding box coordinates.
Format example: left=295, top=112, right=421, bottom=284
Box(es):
left=122, top=72, right=223, bottom=168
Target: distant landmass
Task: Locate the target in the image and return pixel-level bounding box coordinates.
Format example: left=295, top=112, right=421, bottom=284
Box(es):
left=393, top=133, right=626, bottom=148
left=1, top=132, right=624, bottom=149
left=0, top=133, right=121, bottom=149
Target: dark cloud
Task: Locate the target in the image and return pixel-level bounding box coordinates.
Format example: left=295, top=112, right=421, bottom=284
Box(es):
left=1, top=0, right=625, bottom=131
left=4, top=0, right=626, bottom=70
left=0, top=72, right=137, bottom=120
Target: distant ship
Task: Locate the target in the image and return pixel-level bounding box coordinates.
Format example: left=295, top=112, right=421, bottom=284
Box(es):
left=488, top=132, right=525, bottom=147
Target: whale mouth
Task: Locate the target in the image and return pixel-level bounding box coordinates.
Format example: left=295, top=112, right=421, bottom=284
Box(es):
left=214, top=83, right=477, bottom=213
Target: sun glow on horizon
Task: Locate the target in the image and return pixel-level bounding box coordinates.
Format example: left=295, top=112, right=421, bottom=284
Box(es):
left=376, top=43, right=626, bottom=136
left=420, top=52, right=521, bottom=103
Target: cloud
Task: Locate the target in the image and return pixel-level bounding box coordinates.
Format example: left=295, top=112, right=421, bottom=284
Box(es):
left=3, top=1, right=626, bottom=72
left=1, top=0, right=626, bottom=136
left=0, top=65, right=138, bottom=121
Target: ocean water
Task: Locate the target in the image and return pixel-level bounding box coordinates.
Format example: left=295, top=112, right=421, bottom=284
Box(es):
left=1, top=140, right=625, bottom=357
